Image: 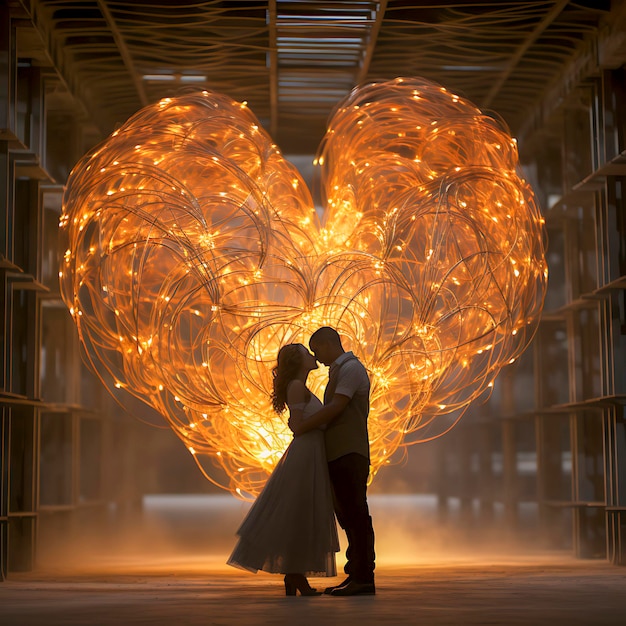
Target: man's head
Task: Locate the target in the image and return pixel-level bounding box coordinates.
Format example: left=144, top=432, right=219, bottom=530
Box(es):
left=309, top=327, right=344, bottom=366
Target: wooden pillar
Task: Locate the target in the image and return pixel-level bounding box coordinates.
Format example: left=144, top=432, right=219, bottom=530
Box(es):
left=502, top=419, right=518, bottom=530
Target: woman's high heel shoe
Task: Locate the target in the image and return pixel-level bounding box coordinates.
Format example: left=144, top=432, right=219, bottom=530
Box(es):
left=284, top=574, right=322, bottom=596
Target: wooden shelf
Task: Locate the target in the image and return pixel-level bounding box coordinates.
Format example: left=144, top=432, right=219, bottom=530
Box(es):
left=573, top=150, right=626, bottom=191
left=545, top=189, right=595, bottom=221
left=39, top=501, right=107, bottom=513
left=497, top=395, right=626, bottom=421
left=540, top=275, right=625, bottom=321
left=0, top=255, right=21, bottom=271
left=545, top=150, right=626, bottom=221
left=5, top=136, right=57, bottom=182
left=5, top=271, right=49, bottom=292
left=593, top=275, right=626, bottom=295
left=15, top=159, right=56, bottom=183
left=38, top=504, right=75, bottom=513
left=540, top=295, right=601, bottom=320
left=0, top=259, right=49, bottom=292
left=543, top=500, right=606, bottom=508
left=534, top=395, right=626, bottom=415
left=39, top=403, right=98, bottom=416
left=0, top=128, right=28, bottom=150
left=0, top=393, right=46, bottom=408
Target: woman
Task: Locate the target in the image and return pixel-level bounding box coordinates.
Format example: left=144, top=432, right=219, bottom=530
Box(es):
left=227, top=343, right=339, bottom=596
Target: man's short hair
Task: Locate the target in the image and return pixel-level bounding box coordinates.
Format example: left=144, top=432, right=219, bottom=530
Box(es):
left=310, top=326, right=342, bottom=347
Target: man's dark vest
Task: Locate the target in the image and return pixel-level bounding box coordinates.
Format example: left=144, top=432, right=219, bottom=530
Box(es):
left=323, top=355, right=370, bottom=462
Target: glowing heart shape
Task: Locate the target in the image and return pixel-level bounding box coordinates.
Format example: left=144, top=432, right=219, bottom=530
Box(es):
left=60, top=78, right=547, bottom=497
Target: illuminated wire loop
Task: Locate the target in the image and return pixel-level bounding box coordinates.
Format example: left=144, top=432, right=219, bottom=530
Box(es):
left=59, top=79, right=547, bottom=498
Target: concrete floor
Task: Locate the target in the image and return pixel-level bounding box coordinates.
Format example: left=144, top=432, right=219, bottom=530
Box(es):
left=1, top=495, right=625, bottom=625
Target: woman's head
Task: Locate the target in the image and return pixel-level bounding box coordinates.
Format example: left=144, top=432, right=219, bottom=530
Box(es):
left=271, top=343, right=317, bottom=413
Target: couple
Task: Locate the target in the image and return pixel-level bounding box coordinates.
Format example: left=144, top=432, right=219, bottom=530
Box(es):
left=227, top=327, right=376, bottom=597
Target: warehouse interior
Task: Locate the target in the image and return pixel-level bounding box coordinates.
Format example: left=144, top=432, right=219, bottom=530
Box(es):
left=1, top=1, right=626, bottom=607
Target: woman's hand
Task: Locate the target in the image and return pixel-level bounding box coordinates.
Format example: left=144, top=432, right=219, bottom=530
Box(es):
left=288, top=413, right=305, bottom=436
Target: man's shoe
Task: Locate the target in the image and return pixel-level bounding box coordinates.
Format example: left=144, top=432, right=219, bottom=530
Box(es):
left=329, top=580, right=376, bottom=596
left=324, top=577, right=351, bottom=595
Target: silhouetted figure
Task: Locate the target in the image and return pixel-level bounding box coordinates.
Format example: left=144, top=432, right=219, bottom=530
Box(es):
left=289, top=327, right=376, bottom=596
left=227, top=343, right=339, bottom=596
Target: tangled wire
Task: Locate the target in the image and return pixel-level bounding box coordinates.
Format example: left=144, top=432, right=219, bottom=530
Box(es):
left=60, top=77, right=547, bottom=497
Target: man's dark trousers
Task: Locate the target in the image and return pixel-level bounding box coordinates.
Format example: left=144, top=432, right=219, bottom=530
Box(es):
left=328, top=452, right=375, bottom=584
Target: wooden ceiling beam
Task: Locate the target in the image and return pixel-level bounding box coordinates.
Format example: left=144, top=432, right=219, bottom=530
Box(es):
left=268, top=0, right=278, bottom=139
left=356, top=0, right=387, bottom=85
left=481, top=0, right=569, bottom=109
left=96, top=0, right=148, bottom=108
left=518, top=0, right=626, bottom=149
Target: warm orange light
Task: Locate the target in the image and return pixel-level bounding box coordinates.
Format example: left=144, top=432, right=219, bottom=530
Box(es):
left=59, top=79, right=547, bottom=498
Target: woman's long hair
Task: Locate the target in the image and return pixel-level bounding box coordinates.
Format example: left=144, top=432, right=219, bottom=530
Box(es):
left=271, top=344, right=307, bottom=413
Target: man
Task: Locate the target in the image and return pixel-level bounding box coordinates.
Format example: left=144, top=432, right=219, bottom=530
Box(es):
left=289, top=327, right=376, bottom=596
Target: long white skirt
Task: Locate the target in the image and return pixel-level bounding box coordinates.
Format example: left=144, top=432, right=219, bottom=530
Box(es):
left=227, top=429, right=339, bottom=576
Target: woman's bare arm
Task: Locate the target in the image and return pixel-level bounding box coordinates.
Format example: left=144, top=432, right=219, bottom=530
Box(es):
left=285, top=379, right=309, bottom=423
left=288, top=393, right=350, bottom=435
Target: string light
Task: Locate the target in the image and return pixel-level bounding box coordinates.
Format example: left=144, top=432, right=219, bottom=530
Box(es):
left=59, top=78, right=547, bottom=498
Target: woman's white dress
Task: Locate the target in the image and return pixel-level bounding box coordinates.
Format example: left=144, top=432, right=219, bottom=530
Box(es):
left=227, top=394, right=339, bottom=576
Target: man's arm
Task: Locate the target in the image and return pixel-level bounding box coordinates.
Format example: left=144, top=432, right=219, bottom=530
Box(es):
left=288, top=393, right=350, bottom=435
